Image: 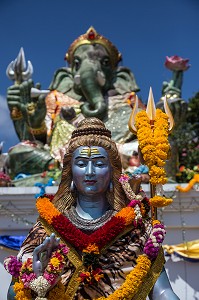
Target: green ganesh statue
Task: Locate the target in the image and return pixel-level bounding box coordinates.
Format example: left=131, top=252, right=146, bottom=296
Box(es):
left=6, top=27, right=140, bottom=180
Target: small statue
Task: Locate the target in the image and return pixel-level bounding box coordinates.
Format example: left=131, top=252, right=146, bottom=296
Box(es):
left=5, top=118, right=179, bottom=299
left=156, top=55, right=190, bottom=181
left=161, top=55, right=190, bottom=99
left=157, top=55, right=190, bottom=127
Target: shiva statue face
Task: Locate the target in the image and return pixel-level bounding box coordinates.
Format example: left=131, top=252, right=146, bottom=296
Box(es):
left=72, top=146, right=112, bottom=196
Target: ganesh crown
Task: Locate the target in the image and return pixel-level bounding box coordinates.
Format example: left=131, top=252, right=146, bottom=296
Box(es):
left=65, top=26, right=122, bottom=67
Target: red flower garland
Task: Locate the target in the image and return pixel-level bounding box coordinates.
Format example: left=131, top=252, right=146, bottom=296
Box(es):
left=51, top=214, right=125, bottom=251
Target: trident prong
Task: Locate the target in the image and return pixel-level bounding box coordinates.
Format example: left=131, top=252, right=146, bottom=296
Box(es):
left=6, top=47, right=33, bottom=84
left=146, top=87, right=156, bottom=120
left=163, top=96, right=175, bottom=132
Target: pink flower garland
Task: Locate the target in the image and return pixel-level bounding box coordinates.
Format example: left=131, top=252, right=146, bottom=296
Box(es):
left=4, top=243, right=69, bottom=297
left=144, top=223, right=166, bottom=260
left=120, top=173, right=166, bottom=261
left=4, top=255, right=22, bottom=278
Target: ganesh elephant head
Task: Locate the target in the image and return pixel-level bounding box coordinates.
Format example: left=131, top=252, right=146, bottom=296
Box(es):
left=49, top=27, right=139, bottom=120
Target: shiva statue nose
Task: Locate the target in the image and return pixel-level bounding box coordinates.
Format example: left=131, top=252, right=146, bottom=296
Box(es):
left=85, top=161, right=95, bottom=176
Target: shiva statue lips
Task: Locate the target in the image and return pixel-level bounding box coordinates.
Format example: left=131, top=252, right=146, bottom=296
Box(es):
left=84, top=180, right=97, bottom=184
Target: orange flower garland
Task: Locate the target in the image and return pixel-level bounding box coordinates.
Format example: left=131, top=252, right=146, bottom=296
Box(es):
left=115, top=206, right=135, bottom=225
left=36, top=196, right=60, bottom=224
left=135, top=109, right=173, bottom=207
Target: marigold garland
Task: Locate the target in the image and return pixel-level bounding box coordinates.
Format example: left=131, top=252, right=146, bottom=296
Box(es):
left=176, top=174, right=199, bottom=192
left=135, top=109, right=173, bottom=207
left=13, top=281, right=32, bottom=300
left=115, top=206, right=135, bottom=225
left=150, top=195, right=173, bottom=208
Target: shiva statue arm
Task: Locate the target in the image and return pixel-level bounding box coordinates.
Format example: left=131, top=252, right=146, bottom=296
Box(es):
left=149, top=267, right=180, bottom=299
left=7, top=281, right=15, bottom=300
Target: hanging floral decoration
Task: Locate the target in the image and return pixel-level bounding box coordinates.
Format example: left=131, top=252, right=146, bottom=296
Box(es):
left=135, top=109, right=173, bottom=207
left=176, top=173, right=199, bottom=192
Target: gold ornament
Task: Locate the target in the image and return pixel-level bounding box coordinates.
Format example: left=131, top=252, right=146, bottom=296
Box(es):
left=28, top=121, right=47, bottom=136
left=65, top=26, right=122, bottom=67
left=11, top=106, right=23, bottom=120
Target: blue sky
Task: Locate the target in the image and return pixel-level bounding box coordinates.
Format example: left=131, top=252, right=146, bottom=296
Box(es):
left=0, top=0, right=198, bottom=152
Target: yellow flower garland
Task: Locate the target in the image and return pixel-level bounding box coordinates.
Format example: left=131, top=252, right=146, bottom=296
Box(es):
left=135, top=109, right=172, bottom=207
left=13, top=281, right=32, bottom=300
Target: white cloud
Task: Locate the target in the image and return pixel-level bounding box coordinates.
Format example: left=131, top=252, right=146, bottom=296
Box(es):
left=0, top=95, right=19, bottom=152
left=0, top=95, right=10, bottom=123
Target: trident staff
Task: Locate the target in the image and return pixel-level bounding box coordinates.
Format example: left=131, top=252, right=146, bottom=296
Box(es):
left=6, top=47, right=49, bottom=97
left=6, top=48, right=50, bottom=141
left=128, top=87, right=174, bottom=219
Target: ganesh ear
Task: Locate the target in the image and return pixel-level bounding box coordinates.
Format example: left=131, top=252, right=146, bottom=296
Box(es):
left=112, top=66, right=140, bottom=94
left=48, top=67, right=74, bottom=94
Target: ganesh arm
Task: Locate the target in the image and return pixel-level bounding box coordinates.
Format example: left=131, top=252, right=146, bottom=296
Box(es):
left=149, top=267, right=180, bottom=300
left=7, top=79, right=47, bottom=142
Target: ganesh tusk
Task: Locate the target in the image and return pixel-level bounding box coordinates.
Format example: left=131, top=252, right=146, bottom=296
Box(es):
left=74, top=74, right=81, bottom=85
left=97, top=71, right=105, bottom=87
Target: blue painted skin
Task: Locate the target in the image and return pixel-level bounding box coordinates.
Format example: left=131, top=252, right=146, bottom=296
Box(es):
left=7, top=146, right=179, bottom=299
left=72, top=146, right=112, bottom=219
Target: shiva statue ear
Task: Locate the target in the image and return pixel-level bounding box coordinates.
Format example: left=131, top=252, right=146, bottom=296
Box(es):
left=70, top=181, right=76, bottom=192
left=109, top=181, right=113, bottom=192
left=109, top=181, right=113, bottom=193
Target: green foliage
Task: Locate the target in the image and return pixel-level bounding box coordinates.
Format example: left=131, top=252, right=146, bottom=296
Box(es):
left=172, top=92, right=199, bottom=182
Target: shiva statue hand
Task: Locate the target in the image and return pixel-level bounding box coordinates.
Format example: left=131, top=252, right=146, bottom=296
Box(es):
left=33, top=233, right=60, bottom=277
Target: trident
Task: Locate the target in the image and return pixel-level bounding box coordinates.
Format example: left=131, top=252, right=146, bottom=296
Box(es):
left=128, top=87, right=174, bottom=219
left=6, top=47, right=33, bottom=85
left=6, top=48, right=49, bottom=97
